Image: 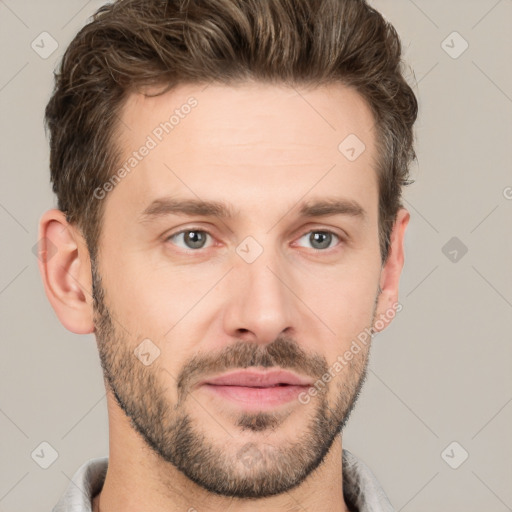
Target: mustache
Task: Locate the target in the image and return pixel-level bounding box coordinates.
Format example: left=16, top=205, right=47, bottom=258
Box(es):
left=176, top=336, right=328, bottom=401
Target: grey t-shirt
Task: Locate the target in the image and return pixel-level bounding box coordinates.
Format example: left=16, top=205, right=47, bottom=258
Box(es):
left=52, top=449, right=395, bottom=512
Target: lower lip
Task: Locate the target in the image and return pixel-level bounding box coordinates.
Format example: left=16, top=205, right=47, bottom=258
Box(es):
left=201, top=384, right=308, bottom=408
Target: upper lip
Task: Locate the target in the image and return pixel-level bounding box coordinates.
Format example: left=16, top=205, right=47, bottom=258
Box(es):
left=200, top=369, right=313, bottom=388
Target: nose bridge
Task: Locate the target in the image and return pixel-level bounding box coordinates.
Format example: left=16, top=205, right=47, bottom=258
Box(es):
left=223, top=240, right=297, bottom=343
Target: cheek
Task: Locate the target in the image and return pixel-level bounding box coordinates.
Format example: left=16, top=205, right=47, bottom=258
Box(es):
left=101, top=254, right=222, bottom=341
left=300, top=261, right=379, bottom=344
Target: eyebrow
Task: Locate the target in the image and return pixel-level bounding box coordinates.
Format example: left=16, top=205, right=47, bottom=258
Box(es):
left=139, top=197, right=366, bottom=222
left=299, top=198, right=365, bottom=219
left=140, top=197, right=239, bottom=220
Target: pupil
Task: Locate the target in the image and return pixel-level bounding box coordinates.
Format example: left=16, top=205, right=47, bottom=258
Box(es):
left=187, top=231, right=205, bottom=248
left=311, top=232, right=331, bottom=249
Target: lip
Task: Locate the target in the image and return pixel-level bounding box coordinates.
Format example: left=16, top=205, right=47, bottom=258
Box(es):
left=201, top=383, right=309, bottom=408
left=197, top=369, right=313, bottom=410
left=200, top=369, right=313, bottom=388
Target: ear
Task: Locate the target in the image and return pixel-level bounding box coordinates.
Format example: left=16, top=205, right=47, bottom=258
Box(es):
left=36, top=209, right=95, bottom=334
left=373, top=208, right=410, bottom=333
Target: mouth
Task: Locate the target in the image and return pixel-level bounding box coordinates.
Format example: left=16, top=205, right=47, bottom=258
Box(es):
left=198, top=369, right=313, bottom=409
left=201, top=369, right=313, bottom=387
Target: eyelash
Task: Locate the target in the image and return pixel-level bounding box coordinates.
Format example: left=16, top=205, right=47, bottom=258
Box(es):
left=165, top=227, right=344, bottom=253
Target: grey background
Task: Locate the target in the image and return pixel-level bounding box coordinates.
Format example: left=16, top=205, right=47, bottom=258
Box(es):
left=1, top=0, right=511, bottom=511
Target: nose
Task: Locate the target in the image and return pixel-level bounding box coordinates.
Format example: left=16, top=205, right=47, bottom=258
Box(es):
left=222, top=246, right=299, bottom=345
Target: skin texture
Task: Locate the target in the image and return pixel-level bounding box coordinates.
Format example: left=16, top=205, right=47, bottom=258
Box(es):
left=38, top=82, right=409, bottom=512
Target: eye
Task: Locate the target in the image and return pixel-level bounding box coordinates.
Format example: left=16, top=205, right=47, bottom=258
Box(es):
left=166, top=229, right=213, bottom=250
left=296, top=230, right=341, bottom=251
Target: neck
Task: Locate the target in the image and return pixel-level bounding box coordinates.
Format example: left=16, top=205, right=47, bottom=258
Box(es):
left=92, top=492, right=100, bottom=512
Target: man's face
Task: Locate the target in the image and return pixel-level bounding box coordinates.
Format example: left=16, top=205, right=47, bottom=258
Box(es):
left=93, top=83, right=383, bottom=498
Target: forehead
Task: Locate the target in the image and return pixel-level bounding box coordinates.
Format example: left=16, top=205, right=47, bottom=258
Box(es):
left=108, top=82, right=378, bottom=223
left=121, top=81, right=376, bottom=155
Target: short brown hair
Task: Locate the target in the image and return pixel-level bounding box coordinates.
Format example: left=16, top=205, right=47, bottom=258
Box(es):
left=45, top=0, right=418, bottom=263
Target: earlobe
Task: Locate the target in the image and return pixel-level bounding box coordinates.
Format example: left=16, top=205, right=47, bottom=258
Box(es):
left=373, top=208, right=410, bottom=333
left=37, top=209, right=95, bottom=334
